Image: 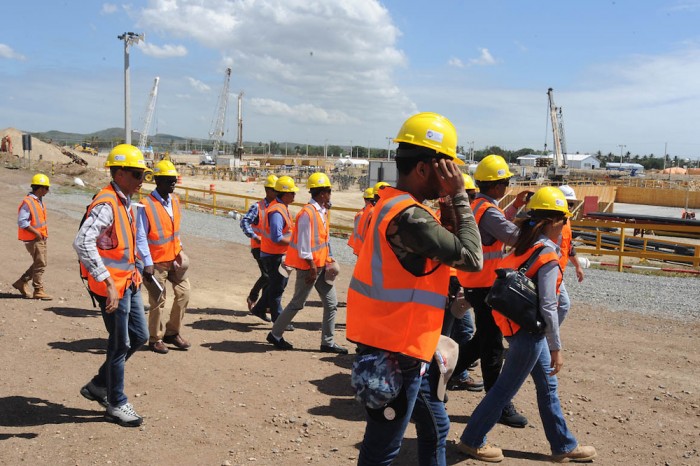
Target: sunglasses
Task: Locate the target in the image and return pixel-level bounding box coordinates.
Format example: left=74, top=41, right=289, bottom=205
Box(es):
left=122, top=168, right=146, bottom=180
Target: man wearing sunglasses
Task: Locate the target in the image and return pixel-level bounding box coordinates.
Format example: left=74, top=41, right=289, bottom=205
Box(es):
left=74, top=144, right=149, bottom=427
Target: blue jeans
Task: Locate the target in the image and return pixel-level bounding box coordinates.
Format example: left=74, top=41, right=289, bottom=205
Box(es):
left=251, top=254, right=287, bottom=322
left=558, top=281, right=570, bottom=325
left=450, top=311, right=475, bottom=381
left=358, top=357, right=450, bottom=466
left=92, top=286, right=148, bottom=407
left=460, top=331, right=578, bottom=455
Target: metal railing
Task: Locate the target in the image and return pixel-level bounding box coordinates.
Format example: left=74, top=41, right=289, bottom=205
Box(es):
left=572, top=218, right=700, bottom=271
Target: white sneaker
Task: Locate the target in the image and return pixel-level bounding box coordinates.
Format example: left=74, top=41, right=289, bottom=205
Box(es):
left=106, top=402, right=143, bottom=427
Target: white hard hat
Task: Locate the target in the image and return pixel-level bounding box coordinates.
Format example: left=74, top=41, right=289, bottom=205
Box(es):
left=558, top=185, right=577, bottom=201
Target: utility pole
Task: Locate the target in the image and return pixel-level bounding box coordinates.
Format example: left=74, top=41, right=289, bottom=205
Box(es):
left=468, top=141, right=474, bottom=162
left=385, top=136, right=392, bottom=160
left=618, top=144, right=626, bottom=165
left=118, top=32, right=144, bottom=145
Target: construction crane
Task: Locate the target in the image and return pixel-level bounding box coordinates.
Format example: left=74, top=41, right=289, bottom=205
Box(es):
left=235, top=91, right=244, bottom=160
left=138, top=76, right=160, bottom=167
left=546, top=87, right=569, bottom=181
left=208, top=67, right=232, bottom=163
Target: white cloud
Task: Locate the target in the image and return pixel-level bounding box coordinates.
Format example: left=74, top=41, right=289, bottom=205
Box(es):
left=137, top=0, right=415, bottom=132
left=668, top=0, right=700, bottom=12
left=448, top=57, right=464, bottom=68
left=0, top=44, right=26, bottom=61
left=101, top=3, right=118, bottom=14
left=186, top=77, right=210, bottom=92
left=468, top=48, right=497, bottom=66
left=140, top=42, right=188, bottom=58
left=250, top=98, right=357, bottom=125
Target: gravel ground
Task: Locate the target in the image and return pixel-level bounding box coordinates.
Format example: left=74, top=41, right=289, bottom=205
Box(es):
left=52, top=190, right=699, bottom=322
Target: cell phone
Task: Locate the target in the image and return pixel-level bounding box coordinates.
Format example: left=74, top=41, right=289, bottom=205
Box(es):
left=525, top=192, right=534, bottom=201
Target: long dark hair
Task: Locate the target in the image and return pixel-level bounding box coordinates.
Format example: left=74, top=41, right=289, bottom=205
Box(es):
left=511, top=210, right=565, bottom=256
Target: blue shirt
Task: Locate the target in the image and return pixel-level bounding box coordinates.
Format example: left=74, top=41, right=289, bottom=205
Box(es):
left=136, top=190, right=176, bottom=267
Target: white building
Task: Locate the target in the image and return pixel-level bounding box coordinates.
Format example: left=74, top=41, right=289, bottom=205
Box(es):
left=566, top=153, right=601, bottom=170
left=516, top=153, right=601, bottom=170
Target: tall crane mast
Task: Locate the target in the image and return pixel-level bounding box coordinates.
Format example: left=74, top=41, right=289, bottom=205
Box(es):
left=547, top=87, right=569, bottom=180
left=209, top=67, right=232, bottom=162
left=138, top=76, right=160, bottom=155
left=236, top=91, right=244, bottom=159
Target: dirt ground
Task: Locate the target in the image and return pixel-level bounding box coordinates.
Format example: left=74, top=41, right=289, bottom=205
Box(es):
left=0, top=163, right=699, bottom=466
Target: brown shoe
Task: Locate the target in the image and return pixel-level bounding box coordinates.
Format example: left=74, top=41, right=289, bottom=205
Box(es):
left=149, top=340, right=169, bottom=354
left=33, top=289, right=53, bottom=301
left=12, top=279, right=31, bottom=298
left=456, top=442, right=504, bottom=463
left=163, top=333, right=191, bottom=350
left=552, top=445, right=597, bottom=463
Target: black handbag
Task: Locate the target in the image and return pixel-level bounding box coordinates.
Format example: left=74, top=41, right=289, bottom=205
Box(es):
left=486, top=247, right=546, bottom=334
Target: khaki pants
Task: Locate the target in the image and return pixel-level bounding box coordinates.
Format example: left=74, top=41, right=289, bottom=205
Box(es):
left=20, top=239, right=47, bottom=289
left=144, top=262, right=191, bottom=343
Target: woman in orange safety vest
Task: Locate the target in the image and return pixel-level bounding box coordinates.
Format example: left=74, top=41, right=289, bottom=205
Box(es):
left=458, top=187, right=597, bottom=463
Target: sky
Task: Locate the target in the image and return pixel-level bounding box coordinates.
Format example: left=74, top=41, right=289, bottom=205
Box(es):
left=2, top=0, right=700, bottom=158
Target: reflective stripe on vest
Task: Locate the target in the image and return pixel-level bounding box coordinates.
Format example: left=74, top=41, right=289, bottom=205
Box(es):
left=18, top=195, right=48, bottom=241
left=260, top=200, right=292, bottom=255
left=285, top=204, right=330, bottom=269
left=346, top=187, right=450, bottom=362
left=456, top=197, right=505, bottom=288
left=492, top=244, right=562, bottom=336
left=85, top=186, right=137, bottom=298
left=143, top=193, right=182, bottom=263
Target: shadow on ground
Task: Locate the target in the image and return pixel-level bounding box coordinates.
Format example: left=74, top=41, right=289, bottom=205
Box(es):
left=0, top=396, right=102, bottom=428
left=45, top=306, right=99, bottom=318
left=48, top=337, right=106, bottom=354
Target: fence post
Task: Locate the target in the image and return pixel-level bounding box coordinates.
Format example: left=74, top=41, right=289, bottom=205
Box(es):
left=618, top=227, right=626, bottom=272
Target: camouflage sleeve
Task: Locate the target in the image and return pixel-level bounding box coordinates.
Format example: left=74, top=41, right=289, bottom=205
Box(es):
left=386, top=193, right=483, bottom=276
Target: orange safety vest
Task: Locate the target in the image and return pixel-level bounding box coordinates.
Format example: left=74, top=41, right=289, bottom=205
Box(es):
left=558, top=222, right=572, bottom=271
left=142, top=193, right=182, bottom=263
left=250, top=199, right=268, bottom=249
left=17, top=194, right=48, bottom=241
left=260, top=199, right=293, bottom=255
left=492, top=244, right=562, bottom=337
left=456, top=197, right=505, bottom=289
left=82, top=185, right=140, bottom=298
left=351, top=204, right=375, bottom=256
left=285, top=204, right=330, bottom=269
left=347, top=205, right=366, bottom=253
left=347, top=187, right=451, bottom=362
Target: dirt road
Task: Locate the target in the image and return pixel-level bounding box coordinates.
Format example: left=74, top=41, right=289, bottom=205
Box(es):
left=0, top=166, right=698, bottom=465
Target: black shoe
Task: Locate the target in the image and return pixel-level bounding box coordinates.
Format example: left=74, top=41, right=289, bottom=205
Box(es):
left=320, top=343, right=349, bottom=354
left=499, top=402, right=528, bottom=428
left=251, top=308, right=271, bottom=322
left=447, top=376, right=484, bottom=392
left=266, top=332, right=293, bottom=350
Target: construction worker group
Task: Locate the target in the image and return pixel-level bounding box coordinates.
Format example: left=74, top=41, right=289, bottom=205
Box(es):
left=13, top=112, right=596, bottom=464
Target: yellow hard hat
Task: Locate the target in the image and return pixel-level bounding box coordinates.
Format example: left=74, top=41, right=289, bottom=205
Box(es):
left=463, top=174, right=476, bottom=190
left=373, top=181, right=390, bottom=195
left=105, top=144, right=147, bottom=169
left=264, top=174, right=279, bottom=188
left=274, top=175, right=299, bottom=193
left=393, top=112, right=462, bottom=164
left=153, top=160, right=179, bottom=177
left=363, top=187, right=375, bottom=199
left=307, top=172, right=332, bottom=189
left=527, top=186, right=572, bottom=217
left=31, top=173, right=50, bottom=187
left=474, top=154, right=513, bottom=182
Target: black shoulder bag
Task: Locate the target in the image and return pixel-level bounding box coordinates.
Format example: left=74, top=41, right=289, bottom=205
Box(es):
left=485, top=247, right=547, bottom=334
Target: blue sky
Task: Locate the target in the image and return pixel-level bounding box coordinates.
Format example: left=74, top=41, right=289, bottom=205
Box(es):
left=2, top=0, right=700, bottom=158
